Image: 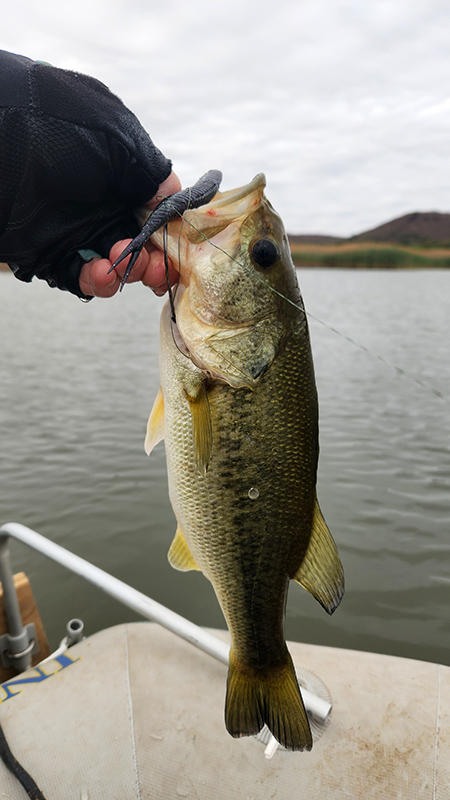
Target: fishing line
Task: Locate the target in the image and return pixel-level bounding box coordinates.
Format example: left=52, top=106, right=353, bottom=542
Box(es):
left=163, top=225, right=177, bottom=324
left=168, top=214, right=445, bottom=400
left=174, top=217, right=307, bottom=313
left=164, top=216, right=193, bottom=362
left=304, top=313, right=444, bottom=398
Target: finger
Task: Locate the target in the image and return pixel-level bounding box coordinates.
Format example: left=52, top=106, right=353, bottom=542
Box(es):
left=108, top=240, right=178, bottom=294
left=80, top=232, right=180, bottom=298
left=79, top=242, right=151, bottom=296
left=139, top=247, right=179, bottom=293
left=108, top=239, right=151, bottom=284
left=79, top=257, right=121, bottom=297
left=146, top=171, right=182, bottom=212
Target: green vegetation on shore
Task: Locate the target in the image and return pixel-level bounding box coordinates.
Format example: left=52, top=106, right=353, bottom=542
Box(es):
left=289, top=242, right=450, bottom=269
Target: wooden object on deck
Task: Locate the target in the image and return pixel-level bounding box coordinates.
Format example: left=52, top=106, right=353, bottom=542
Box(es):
left=0, top=572, right=50, bottom=682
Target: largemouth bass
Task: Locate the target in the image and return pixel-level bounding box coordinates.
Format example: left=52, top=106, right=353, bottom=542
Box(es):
left=145, top=174, right=344, bottom=751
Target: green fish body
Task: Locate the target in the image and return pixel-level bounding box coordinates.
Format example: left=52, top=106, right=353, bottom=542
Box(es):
left=146, top=175, right=344, bottom=751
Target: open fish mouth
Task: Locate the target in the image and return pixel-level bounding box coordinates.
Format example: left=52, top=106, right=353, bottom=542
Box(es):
left=204, top=172, right=266, bottom=208
left=148, top=174, right=267, bottom=260
left=180, top=173, right=267, bottom=244
left=113, top=171, right=274, bottom=304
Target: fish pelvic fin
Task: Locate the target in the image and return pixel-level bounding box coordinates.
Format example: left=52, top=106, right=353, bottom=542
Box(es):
left=225, top=648, right=312, bottom=752
left=293, top=498, right=345, bottom=615
left=145, top=387, right=165, bottom=455
left=184, top=381, right=212, bottom=476
left=168, top=525, right=200, bottom=572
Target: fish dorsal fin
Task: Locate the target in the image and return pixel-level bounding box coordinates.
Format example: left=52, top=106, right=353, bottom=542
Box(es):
left=145, top=387, right=165, bottom=455
left=168, top=525, right=200, bottom=572
left=293, top=499, right=344, bottom=615
left=184, top=381, right=212, bottom=476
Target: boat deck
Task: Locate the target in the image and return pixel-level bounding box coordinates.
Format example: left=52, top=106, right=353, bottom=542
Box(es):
left=0, top=622, right=448, bottom=798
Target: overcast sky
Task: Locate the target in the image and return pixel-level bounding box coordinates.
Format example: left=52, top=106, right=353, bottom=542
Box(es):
left=2, top=0, right=450, bottom=236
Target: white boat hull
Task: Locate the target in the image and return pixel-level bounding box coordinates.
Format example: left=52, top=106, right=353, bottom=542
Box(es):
left=0, top=622, right=448, bottom=798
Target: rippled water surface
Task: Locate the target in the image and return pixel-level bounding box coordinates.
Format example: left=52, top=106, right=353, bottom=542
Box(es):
left=0, top=269, right=449, bottom=665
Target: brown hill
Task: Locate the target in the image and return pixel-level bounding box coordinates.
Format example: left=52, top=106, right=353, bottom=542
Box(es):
left=352, top=211, right=450, bottom=246
left=289, top=211, right=450, bottom=246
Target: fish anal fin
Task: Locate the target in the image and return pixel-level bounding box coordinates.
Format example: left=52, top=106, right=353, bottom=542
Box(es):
left=168, top=525, right=200, bottom=572
left=293, top=498, right=345, bottom=615
left=184, top=381, right=212, bottom=476
left=145, top=387, right=165, bottom=455
left=225, top=648, right=312, bottom=752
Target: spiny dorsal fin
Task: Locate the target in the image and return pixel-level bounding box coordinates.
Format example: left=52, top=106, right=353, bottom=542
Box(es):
left=145, top=387, right=165, bottom=455
left=168, top=525, right=200, bottom=572
left=293, top=499, right=344, bottom=614
left=184, top=382, right=212, bottom=476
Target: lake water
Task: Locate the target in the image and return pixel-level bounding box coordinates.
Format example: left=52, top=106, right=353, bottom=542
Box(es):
left=0, top=268, right=449, bottom=667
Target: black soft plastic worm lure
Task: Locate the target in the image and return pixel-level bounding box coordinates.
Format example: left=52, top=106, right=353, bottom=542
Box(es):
left=109, top=169, right=223, bottom=290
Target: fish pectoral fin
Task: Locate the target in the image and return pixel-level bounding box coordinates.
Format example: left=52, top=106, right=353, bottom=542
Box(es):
left=168, top=526, right=200, bottom=572
left=145, top=387, right=165, bottom=455
left=184, top=381, right=212, bottom=476
left=293, top=498, right=345, bottom=615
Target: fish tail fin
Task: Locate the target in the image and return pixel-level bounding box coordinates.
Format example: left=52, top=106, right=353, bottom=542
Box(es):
left=225, top=648, right=312, bottom=752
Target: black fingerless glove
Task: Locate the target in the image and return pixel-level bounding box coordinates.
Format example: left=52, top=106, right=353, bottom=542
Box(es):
left=0, top=50, right=172, bottom=297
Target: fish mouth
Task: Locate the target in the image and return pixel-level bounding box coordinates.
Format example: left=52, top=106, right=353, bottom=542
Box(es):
left=207, top=173, right=266, bottom=208
left=149, top=174, right=267, bottom=260
left=182, top=173, right=266, bottom=243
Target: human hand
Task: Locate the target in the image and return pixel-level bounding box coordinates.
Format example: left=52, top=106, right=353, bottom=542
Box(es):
left=79, top=172, right=182, bottom=298
left=0, top=53, right=179, bottom=298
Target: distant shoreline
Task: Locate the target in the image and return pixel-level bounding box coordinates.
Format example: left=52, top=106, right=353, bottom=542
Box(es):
left=289, top=241, right=450, bottom=268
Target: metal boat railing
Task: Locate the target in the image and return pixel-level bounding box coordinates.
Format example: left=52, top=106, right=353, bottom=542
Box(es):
left=0, top=521, right=331, bottom=756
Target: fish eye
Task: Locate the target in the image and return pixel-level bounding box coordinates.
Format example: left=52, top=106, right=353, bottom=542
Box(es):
left=250, top=238, right=279, bottom=269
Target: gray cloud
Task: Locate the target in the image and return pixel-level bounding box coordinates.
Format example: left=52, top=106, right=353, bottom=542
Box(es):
left=2, top=0, right=450, bottom=235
